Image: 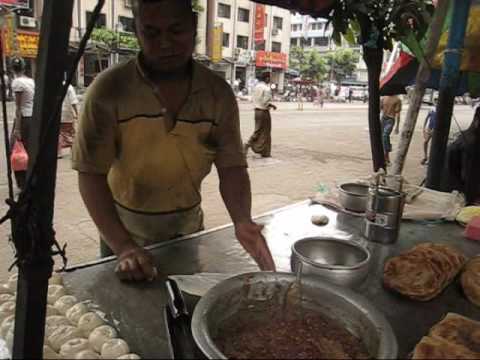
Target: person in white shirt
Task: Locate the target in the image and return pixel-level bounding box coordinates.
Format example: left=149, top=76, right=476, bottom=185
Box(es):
left=58, top=83, right=79, bottom=157
left=11, top=57, right=35, bottom=189
left=245, top=72, right=277, bottom=158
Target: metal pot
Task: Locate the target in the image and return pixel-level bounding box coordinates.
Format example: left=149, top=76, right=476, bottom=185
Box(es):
left=291, top=237, right=370, bottom=288
left=338, top=183, right=369, bottom=213
left=191, top=272, right=398, bottom=359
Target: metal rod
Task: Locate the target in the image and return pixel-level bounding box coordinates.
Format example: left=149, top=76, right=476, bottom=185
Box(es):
left=426, top=0, right=472, bottom=189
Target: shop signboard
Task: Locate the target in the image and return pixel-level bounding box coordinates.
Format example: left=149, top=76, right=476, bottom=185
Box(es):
left=254, top=4, right=265, bottom=44
left=256, top=51, right=288, bottom=69
left=16, top=31, right=39, bottom=58
left=211, top=23, right=223, bottom=63
left=2, top=13, right=16, bottom=56
left=0, top=0, right=30, bottom=8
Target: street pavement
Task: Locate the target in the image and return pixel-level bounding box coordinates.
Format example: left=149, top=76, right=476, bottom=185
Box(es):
left=0, top=101, right=476, bottom=281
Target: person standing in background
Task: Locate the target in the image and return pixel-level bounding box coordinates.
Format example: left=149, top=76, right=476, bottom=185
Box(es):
left=58, top=83, right=79, bottom=158
left=11, top=57, right=35, bottom=190
left=380, top=95, right=402, bottom=166
left=421, top=104, right=437, bottom=165
left=245, top=72, right=277, bottom=158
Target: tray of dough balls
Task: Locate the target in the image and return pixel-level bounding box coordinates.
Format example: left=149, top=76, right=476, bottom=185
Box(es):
left=0, top=273, right=141, bottom=359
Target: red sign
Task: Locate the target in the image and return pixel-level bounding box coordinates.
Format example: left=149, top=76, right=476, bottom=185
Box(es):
left=256, top=51, right=288, bottom=69
left=254, top=4, right=265, bottom=44
left=0, top=0, right=29, bottom=8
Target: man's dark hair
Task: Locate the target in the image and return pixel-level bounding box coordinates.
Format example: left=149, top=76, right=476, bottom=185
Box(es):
left=258, top=72, right=271, bottom=82
left=132, top=0, right=193, bottom=17
left=11, top=57, right=25, bottom=73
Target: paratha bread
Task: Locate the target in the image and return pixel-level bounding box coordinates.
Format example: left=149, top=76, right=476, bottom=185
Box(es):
left=412, top=336, right=479, bottom=359
left=429, top=313, right=480, bottom=352
left=461, top=257, right=480, bottom=306
left=384, top=243, right=466, bottom=301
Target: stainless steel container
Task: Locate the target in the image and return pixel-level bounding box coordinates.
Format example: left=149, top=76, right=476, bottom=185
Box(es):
left=191, top=272, right=398, bottom=360
left=338, top=183, right=369, bottom=213
left=364, top=186, right=406, bottom=245
left=291, top=237, right=370, bottom=288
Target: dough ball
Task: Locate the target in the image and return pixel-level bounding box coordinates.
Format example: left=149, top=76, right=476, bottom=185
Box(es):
left=6, top=274, right=18, bottom=292
left=75, top=350, right=101, bottom=359
left=88, top=325, right=118, bottom=352
left=0, top=301, right=16, bottom=324
left=47, top=285, right=66, bottom=305
left=78, top=312, right=105, bottom=336
left=49, top=273, right=64, bottom=286
left=59, top=338, right=90, bottom=357
left=43, top=345, right=60, bottom=359
left=54, top=295, right=78, bottom=315
left=46, top=305, right=60, bottom=317
left=0, top=294, right=15, bottom=305
left=66, top=303, right=88, bottom=326
left=311, top=214, right=329, bottom=226
left=5, top=328, right=13, bottom=352
left=0, top=284, right=13, bottom=295
left=118, top=354, right=141, bottom=359
left=101, top=339, right=129, bottom=359
left=45, top=315, right=71, bottom=339
left=1, top=315, right=15, bottom=338
left=48, top=325, right=84, bottom=351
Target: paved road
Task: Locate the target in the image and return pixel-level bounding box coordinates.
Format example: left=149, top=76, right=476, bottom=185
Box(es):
left=0, top=101, right=476, bottom=281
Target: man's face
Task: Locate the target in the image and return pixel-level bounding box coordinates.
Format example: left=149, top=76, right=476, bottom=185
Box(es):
left=135, top=1, right=196, bottom=73
left=264, top=75, right=271, bottom=84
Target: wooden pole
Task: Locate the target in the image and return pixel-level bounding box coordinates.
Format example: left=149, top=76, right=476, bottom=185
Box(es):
left=426, top=0, right=471, bottom=189
left=12, top=1, right=74, bottom=358
left=391, top=0, right=451, bottom=175
left=363, top=46, right=386, bottom=172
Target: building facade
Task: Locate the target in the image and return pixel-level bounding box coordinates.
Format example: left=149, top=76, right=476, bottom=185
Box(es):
left=290, top=14, right=368, bottom=83
left=204, top=0, right=291, bottom=92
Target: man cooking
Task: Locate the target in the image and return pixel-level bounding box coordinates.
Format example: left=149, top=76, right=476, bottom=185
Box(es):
left=72, top=0, right=275, bottom=281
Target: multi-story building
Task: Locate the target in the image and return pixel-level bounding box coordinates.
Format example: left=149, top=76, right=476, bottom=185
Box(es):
left=290, top=14, right=368, bottom=83
left=203, top=1, right=291, bottom=91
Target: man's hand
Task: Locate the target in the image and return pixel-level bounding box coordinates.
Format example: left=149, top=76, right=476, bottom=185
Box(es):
left=235, top=221, right=276, bottom=271
left=269, top=104, right=277, bottom=111
left=13, top=128, right=21, bottom=140
left=115, top=246, right=158, bottom=282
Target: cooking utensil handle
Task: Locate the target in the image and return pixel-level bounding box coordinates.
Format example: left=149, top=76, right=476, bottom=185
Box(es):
left=166, top=279, right=189, bottom=319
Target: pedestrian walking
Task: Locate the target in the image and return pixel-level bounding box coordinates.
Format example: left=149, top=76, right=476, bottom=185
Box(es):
left=10, top=57, right=35, bottom=190
left=58, top=83, right=79, bottom=157
left=245, top=72, right=277, bottom=158
left=421, top=105, right=436, bottom=165
left=380, top=95, right=402, bottom=165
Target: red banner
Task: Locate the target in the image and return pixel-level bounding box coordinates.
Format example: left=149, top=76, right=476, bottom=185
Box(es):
left=0, top=0, right=29, bottom=8
left=254, top=4, right=265, bottom=44
left=256, top=51, right=288, bottom=69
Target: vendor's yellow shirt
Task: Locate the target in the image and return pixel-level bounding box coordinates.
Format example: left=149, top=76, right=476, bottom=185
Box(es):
left=72, top=57, right=247, bottom=245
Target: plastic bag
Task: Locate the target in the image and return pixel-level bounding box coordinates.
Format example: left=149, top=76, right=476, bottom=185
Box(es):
left=10, top=141, right=28, bottom=171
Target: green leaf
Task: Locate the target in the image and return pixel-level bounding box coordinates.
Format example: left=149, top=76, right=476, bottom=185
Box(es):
left=344, top=27, right=357, bottom=46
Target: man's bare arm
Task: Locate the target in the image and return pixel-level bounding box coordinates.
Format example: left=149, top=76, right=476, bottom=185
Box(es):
left=218, top=166, right=275, bottom=271
left=78, top=173, right=157, bottom=281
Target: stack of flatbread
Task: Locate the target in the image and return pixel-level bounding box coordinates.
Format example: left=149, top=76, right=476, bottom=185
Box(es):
left=412, top=313, right=480, bottom=359
left=461, top=256, right=480, bottom=306
left=383, top=243, right=466, bottom=301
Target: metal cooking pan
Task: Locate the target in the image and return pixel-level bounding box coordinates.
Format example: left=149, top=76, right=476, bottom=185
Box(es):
left=191, top=272, right=398, bottom=359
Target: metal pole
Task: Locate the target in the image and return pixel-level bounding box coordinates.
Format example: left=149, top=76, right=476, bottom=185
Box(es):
left=426, top=0, right=471, bottom=189
left=12, top=0, right=74, bottom=358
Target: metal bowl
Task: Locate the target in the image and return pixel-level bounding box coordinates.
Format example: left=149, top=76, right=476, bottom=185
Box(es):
left=338, top=182, right=370, bottom=213
left=291, top=237, right=371, bottom=288
left=191, top=272, right=398, bottom=359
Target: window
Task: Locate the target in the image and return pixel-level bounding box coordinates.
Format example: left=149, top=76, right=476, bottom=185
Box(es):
left=314, top=36, right=329, bottom=47
left=118, top=16, right=135, bottom=33
left=272, top=41, right=282, bottom=53
left=238, top=7, right=249, bottom=22
left=218, top=3, right=231, bottom=19
left=222, top=32, right=230, bottom=47
left=300, top=37, right=310, bottom=47
left=292, top=24, right=302, bottom=32
left=237, top=35, right=249, bottom=50
left=273, top=16, right=283, bottom=30
left=290, top=38, right=299, bottom=47
left=86, top=11, right=106, bottom=28
left=310, top=22, right=324, bottom=31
